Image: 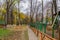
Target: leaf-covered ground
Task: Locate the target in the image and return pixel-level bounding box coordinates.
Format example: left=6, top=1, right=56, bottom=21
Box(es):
left=0, top=25, right=29, bottom=40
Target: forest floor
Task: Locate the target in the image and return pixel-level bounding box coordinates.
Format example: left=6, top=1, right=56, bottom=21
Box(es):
left=0, top=25, right=29, bottom=40
left=46, top=26, right=59, bottom=40
left=0, top=25, right=59, bottom=40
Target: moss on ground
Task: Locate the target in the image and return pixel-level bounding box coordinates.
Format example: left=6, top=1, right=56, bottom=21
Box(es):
left=0, top=28, right=12, bottom=38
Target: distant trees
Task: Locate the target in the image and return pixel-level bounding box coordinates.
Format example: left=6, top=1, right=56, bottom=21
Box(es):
left=29, top=0, right=42, bottom=23
left=5, top=0, right=20, bottom=25
left=0, top=0, right=30, bottom=25
left=6, top=0, right=15, bottom=24
left=0, top=0, right=58, bottom=26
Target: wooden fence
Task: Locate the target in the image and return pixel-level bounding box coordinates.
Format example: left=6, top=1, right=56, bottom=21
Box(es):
left=31, top=27, right=57, bottom=40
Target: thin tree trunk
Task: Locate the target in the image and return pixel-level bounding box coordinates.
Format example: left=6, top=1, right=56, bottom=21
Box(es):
left=6, top=0, right=9, bottom=24
left=10, top=8, right=13, bottom=25
left=42, top=0, right=43, bottom=22
left=51, top=3, right=53, bottom=24
left=30, top=0, right=33, bottom=23
left=18, top=1, right=20, bottom=25
left=36, top=0, right=38, bottom=21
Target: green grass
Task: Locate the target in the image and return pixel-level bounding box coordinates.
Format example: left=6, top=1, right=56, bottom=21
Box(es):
left=0, top=28, right=12, bottom=38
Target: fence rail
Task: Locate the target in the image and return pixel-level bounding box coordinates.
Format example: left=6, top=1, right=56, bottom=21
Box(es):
left=31, top=27, right=57, bottom=40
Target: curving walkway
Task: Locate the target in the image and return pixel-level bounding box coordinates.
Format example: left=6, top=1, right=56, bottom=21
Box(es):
left=27, top=26, right=38, bottom=40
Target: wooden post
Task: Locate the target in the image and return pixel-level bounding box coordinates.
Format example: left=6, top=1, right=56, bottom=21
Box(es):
left=41, top=33, right=43, bottom=40
left=37, top=30, right=39, bottom=36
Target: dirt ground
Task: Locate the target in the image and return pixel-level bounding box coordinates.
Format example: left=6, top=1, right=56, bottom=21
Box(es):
left=46, top=25, right=59, bottom=40
left=0, top=25, right=29, bottom=40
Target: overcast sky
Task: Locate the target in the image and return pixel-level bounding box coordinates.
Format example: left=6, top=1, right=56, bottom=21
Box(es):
left=0, top=0, right=60, bottom=14
left=18, top=0, right=60, bottom=14
left=19, top=0, right=50, bottom=13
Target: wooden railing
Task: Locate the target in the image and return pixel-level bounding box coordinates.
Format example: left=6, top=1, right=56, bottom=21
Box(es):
left=31, top=27, right=57, bottom=40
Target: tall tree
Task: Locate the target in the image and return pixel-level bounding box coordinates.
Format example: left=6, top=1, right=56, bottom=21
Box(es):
left=41, top=0, right=43, bottom=22
left=6, top=0, right=19, bottom=25
left=51, top=2, right=53, bottom=24
left=30, top=0, right=33, bottom=23
left=53, top=0, right=57, bottom=14
left=35, top=0, right=37, bottom=21
left=18, top=1, right=20, bottom=25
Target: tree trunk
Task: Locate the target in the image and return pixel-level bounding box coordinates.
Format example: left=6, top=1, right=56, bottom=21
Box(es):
left=51, top=3, right=53, bottom=24
left=53, top=0, right=57, bottom=14
left=30, top=0, right=33, bottom=23
left=18, top=1, right=20, bottom=25
left=42, top=0, right=43, bottom=22
left=6, top=0, right=9, bottom=24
